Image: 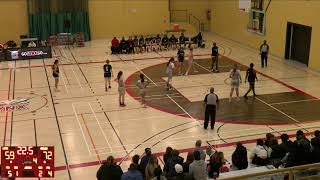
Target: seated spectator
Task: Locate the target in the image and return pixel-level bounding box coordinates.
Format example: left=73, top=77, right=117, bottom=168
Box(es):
left=156, top=34, right=162, bottom=45
left=194, top=140, right=206, bottom=160
left=132, top=154, right=143, bottom=175
left=179, top=33, right=186, bottom=47
left=191, top=32, right=203, bottom=47
left=133, top=36, right=139, bottom=53
left=96, top=156, right=123, bottom=180
left=164, top=149, right=183, bottom=177
left=127, top=37, right=134, bottom=53
left=295, top=130, right=310, bottom=144
left=151, top=166, right=167, bottom=180
left=121, top=163, right=144, bottom=180
left=164, top=147, right=173, bottom=164
left=271, top=133, right=294, bottom=159
left=250, top=139, right=271, bottom=166
left=182, top=151, right=194, bottom=173
left=28, top=41, right=37, bottom=47
left=146, top=155, right=159, bottom=180
left=167, top=164, right=194, bottom=180
left=231, top=143, right=248, bottom=170
left=111, top=37, right=120, bottom=54
left=162, top=34, right=169, bottom=49
left=208, top=151, right=228, bottom=179
left=138, top=35, right=146, bottom=53
left=311, top=130, right=320, bottom=149
left=189, top=151, right=207, bottom=180
left=140, top=148, right=152, bottom=178
left=119, top=37, right=127, bottom=53
left=265, top=133, right=278, bottom=148
left=311, top=130, right=320, bottom=163
left=169, top=35, right=178, bottom=49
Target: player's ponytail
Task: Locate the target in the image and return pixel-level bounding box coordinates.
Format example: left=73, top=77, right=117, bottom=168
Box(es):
left=140, top=73, right=145, bottom=83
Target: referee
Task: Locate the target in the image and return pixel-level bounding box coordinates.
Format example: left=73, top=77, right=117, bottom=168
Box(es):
left=204, top=87, right=219, bottom=130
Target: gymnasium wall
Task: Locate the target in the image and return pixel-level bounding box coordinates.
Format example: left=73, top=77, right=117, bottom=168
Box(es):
left=170, top=0, right=210, bottom=22
left=0, top=0, right=28, bottom=43
left=89, top=0, right=170, bottom=39
left=210, top=0, right=320, bottom=70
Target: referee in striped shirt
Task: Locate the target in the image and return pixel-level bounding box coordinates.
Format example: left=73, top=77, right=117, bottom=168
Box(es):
left=204, top=87, right=219, bottom=130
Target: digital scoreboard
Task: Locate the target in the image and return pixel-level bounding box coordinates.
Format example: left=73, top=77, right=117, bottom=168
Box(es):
left=1, top=146, right=54, bottom=178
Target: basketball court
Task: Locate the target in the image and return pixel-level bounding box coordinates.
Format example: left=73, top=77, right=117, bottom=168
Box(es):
left=1, top=33, right=320, bottom=179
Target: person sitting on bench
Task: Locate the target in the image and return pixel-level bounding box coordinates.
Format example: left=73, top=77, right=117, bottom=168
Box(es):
left=139, top=35, right=146, bottom=53
left=192, top=32, right=203, bottom=48
left=119, top=37, right=127, bottom=54
left=133, top=36, right=139, bottom=53
left=179, top=33, right=186, bottom=47
left=156, top=34, right=162, bottom=46
left=111, top=37, right=120, bottom=54
left=127, top=37, right=134, bottom=54
left=161, top=34, right=169, bottom=50
left=169, top=35, right=178, bottom=49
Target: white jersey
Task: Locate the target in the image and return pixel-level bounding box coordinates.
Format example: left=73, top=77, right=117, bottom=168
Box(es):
left=166, top=62, right=175, bottom=74
left=230, top=69, right=241, bottom=82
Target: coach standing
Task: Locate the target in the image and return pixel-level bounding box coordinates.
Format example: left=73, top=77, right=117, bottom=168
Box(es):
left=204, top=87, right=219, bottom=130
left=260, top=40, right=269, bottom=68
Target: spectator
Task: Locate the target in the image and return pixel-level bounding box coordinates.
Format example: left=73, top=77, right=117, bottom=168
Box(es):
left=194, top=140, right=206, bottom=160
left=96, top=156, right=123, bottom=180
left=133, top=36, right=139, bottom=53
left=311, top=130, right=320, bottom=163
left=189, top=151, right=207, bottom=180
left=132, top=154, right=143, bottom=175
left=121, top=163, right=144, bottom=180
left=162, top=34, right=169, bottom=49
left=156, top=34, right=162, bottom=45
left=209, top=152, right=228, bottom=179
left=163, top=147, right=173, bottom=164
left=146, top=155, right=159, bottom=180
left=311, top=130, right=320, bottom=149
left=164, top=149, right=183, bottom=177
left=231, top=143, right=248, bottom=170
left=140, top=148, right=152, bottom=178
left=120, top=37, right=127, bottom=53
left=167, top=164, right=194, bottom=180
left=295, top=130, right=309, bottom=143
left=127, top=37, right=134, bottom=53
left=265, top=133, right=278, bottom=147
left=169, top=35, right=178, bottom=49
left=151, top=166, right=167, bottom=180
left=139, top=35, right=146, bottom=53
left=179, top=33, right=186, bottom=47
left=250, top=139, right=271, bottom=166
left=28, top=41, right=37, bottom=47
left=182, top=151, right=194, bottom=173
left=111, top=37, right=120, bottom=54
left=271, top=133, right=294, bottom=159
left=192, top=32, right=203, bottom=47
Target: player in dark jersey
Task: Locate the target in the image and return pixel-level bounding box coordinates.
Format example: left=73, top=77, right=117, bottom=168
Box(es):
left=52, top=59, right=60, bottom=92
left=177, top=48, right=185, bottom=75
left=211, top=43, right=219, bottom=72
left=244, top=63, right=258, bottom=99
left=103, top=60, right=113, bottom=91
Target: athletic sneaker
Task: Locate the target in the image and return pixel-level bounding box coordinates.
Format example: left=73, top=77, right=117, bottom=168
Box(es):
left=109, top=86, right=111, bottom=88
left=105, top=88, right=108, bottom=91
left=244, top=95, right=248, bottom=99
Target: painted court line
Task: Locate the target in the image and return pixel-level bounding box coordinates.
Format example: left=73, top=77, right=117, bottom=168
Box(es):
left=269, top=99, right=320, bottom=105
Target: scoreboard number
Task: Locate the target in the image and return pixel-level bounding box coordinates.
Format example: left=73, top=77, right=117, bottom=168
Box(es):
left=5, top=151, right=15, bottom=160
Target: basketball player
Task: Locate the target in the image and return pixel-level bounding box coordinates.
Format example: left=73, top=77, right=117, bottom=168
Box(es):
left=260, top=40, right=269, bottom=68
left=115, top=71, right=126, bottom=106
left=103, top=60, right=113, bottom=91
left=185, top=48, right=198, bottom=76
left=229, top=64, right=242, bottom=102
left=136, top=74, right=149, bottom=108
left=177, top=47, right=185, bottom=75
left=211, top=43, right=219, bottom=72
left=244, top=63, right=258, bottom=99
left=166, top=57, right=175, bottom=91
left=52, top=59, right=60, bottom=92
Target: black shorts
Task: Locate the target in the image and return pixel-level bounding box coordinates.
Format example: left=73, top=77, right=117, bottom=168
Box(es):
left=249, top=82, right=255, bottom=88
left=178, top=57, right=184, bottom=63
left=53, top=72, right=59, bottom=78
left=104, top=72, right=111, bottom=78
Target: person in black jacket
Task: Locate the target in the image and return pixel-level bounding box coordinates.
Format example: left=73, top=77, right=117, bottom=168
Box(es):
left=139, top=148, right=152, bottom=178
left=96, top=156, right=123, bottom=180
left=231, top=143, right=248, bottom=170
left=271, top=133, right=294, bottom=159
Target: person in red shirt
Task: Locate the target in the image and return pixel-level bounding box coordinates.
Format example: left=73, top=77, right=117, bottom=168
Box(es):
left=111, top=37, right=119, bottom=54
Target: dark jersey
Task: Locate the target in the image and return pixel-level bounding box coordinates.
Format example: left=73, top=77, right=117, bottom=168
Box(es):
left=52, top=64, right=59, bottom=77
left=212, top=46, right=218, bottom=56
left=139, top=37, right=145, bottom=45
left=170, top=37, right=177, bottom=43
left=247, top=68, right=256, bottom=82
left=177, top=49, right=185, bottom=60
left=103, top=64, right=112, bottom=77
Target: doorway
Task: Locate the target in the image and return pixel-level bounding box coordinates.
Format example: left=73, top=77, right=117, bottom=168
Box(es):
left=285, top=22, right=312, bottom=66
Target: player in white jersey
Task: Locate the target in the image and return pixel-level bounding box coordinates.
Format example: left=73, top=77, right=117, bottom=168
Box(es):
left=229, top=64, right=242, bottom=102
left=166, top=57, right=175, bottom=91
